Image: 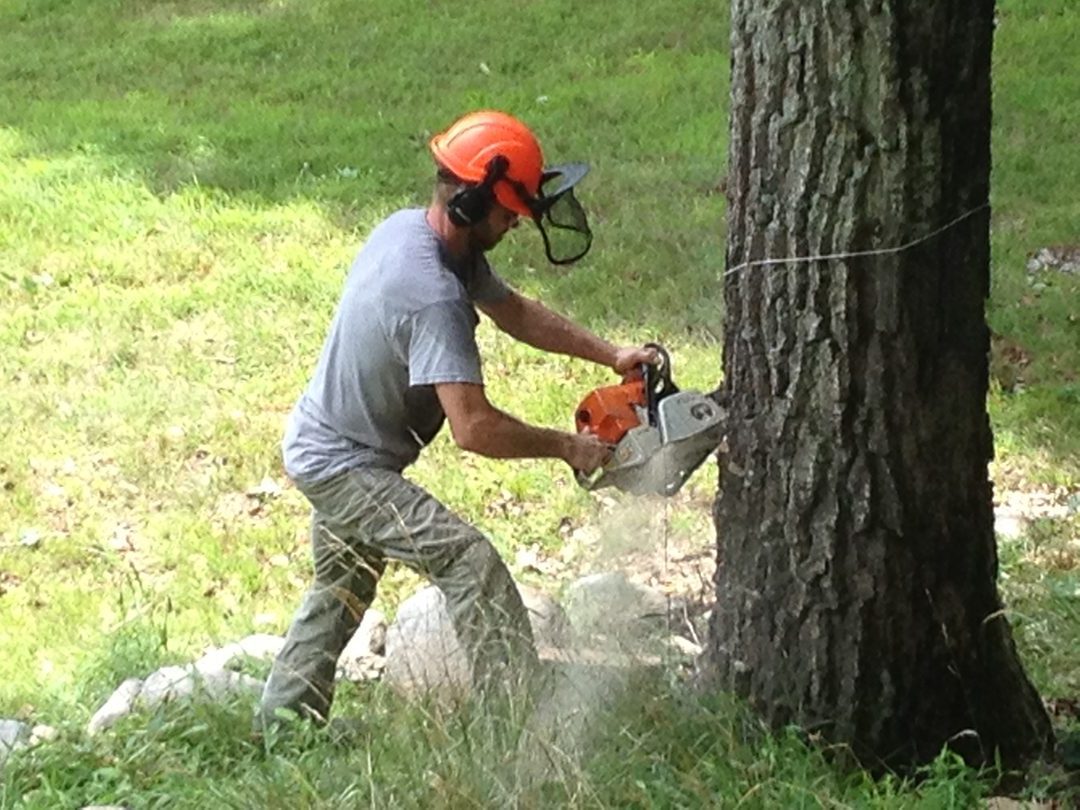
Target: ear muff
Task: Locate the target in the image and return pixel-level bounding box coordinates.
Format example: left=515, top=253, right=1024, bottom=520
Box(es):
left=447, top=155, right=510, bottom=227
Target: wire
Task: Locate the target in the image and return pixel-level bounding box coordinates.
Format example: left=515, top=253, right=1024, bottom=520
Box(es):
left=722, top=202, right=990, bottom=279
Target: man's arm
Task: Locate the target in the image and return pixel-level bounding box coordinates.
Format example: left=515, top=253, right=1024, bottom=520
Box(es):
left=479, top=291, right=652, bottom=373
left=435, top=381, right=610, bottom=472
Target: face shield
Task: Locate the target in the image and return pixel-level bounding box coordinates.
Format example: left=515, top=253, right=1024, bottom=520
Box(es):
left=506, top=162, right=593, bottom=265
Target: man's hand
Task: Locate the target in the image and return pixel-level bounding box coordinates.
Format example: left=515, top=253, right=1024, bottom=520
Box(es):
left=611, top=345, right=660, bottom=377
left=562, top=432, right=611, bottom=475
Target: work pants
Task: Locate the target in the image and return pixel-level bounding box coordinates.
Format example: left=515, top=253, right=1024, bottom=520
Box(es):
left=259, top=466, right=538, bottom=724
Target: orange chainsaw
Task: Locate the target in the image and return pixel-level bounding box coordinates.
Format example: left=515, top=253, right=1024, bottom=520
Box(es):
left=574, top=344, right=725, bottom=496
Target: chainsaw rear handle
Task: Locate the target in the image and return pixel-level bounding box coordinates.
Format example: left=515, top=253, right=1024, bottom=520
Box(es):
left=642, top=342, right=677, bottom=427
left=641, top=342, right=671, bottom=384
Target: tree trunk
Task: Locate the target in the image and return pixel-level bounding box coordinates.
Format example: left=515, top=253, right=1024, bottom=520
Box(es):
left=706, top=0, right=1052, bottom=769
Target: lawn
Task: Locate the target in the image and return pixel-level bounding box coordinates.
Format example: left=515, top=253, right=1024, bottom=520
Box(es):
left=1, top=0, right=1077, bottom=806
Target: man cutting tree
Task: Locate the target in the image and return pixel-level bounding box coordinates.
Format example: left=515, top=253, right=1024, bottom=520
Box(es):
left=259, top=110, right=657, bottom=727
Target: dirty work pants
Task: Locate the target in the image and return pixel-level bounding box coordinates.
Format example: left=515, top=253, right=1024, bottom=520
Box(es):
left=259, top=466, right=538, bottom=724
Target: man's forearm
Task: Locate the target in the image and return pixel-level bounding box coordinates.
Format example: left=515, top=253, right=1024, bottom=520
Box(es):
left=501, top=294, right=618, bottom=369
left=451, top=403, right=572, bottom=461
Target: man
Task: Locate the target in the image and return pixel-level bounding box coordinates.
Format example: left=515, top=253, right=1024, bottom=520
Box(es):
left=259, top=110, right=656, bottom=726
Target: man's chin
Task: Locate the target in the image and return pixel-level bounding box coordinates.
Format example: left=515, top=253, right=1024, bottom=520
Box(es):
left=471, top=235, right=503, bottom=254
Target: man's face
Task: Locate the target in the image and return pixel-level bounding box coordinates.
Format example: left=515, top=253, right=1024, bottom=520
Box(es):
left=469, top=202, right=520, bottom=253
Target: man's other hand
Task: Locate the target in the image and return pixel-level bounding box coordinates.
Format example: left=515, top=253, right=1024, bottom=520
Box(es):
left=563, top=432, right=612, bottom=475
left=612, top=345, right=660, bottom=377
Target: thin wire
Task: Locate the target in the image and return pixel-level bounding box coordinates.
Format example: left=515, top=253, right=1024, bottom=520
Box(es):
left=722, top=201, right=990, bottom=279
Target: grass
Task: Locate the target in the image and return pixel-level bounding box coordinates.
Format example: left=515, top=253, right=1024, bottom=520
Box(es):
left=0, top=0, right=1078, bottom=806
left=3, top=672, right=996, bottom=809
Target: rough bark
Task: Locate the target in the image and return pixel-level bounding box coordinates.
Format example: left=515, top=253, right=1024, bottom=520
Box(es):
left=706, top=0, right=1052, bottom=769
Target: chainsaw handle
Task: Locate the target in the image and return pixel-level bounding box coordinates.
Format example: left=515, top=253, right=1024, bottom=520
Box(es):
left=643, top=342, right=669, bottom=373
left=642, top=343, right=675, bottom=426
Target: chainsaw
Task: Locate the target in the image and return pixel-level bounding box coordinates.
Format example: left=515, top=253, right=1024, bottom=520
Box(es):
left=574, top=344, right=725, bottom=497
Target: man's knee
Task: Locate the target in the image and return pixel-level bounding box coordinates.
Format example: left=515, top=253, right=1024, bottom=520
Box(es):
left=437, top=537, right=513, bottom=595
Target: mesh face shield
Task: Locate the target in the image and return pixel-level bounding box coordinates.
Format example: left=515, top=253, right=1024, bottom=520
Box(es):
left=508, top=162, right=593, bottom=265
left=532, top=163, right=592, bottom=265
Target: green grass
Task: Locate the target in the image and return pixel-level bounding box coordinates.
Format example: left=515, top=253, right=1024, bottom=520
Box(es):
left=2, top=673, right=997, bottom=809
left=1, top=0, right=1078, bottom=806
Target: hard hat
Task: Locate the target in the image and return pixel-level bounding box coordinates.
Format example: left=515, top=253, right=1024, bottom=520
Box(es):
left=430, top=110, right=593, bottom=264
left=429, top=110, right=544, bottom=218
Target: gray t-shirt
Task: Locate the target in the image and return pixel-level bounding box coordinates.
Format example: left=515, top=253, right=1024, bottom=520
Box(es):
left=283, top=208, right=511, bottom=484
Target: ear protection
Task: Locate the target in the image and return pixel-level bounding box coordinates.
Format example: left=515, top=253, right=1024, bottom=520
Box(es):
left=447, top=155, right=510, bottom=227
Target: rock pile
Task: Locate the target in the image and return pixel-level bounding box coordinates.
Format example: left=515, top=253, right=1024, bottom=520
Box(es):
left=0, top=571, right=699, bottom=782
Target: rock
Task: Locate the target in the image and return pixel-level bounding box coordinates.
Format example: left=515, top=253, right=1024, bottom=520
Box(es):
left=665, top=635, right=704, bottom=659
left=384, top=587, right=469, bottom=696
left=519, top=583, right=571, bottom=648
left=192, top=668, right=263, bottom=702
left=341, top=609, right=387, bottom=659
left=384, top=583, right=569, bottom=696
left=337, top=654, right=386, bottom=683
left=0, top=719, right=30, bottom=766
left=994, top=508, right=1026, bottom=540
left=194, top=633, right=285, bottom=674
left=234, top=633, right=287, bottom=660
left=0, top=719, right=58, bottom=770
left=337, top=610, right=388, bottom=683
left=88, top=678, right=143, bottom=736
left=1026, top=245, right=1080, bottom=275
left=88, top=664, right=263, bottom=736
left=29, top=724, right=58, bottom=745
left=140, top=665, right=261, bottom=707
left=139, top=665, right=197, bottom=706
left=564, top=572, right=669, bottom=639
left=0, top=718, right=29, bottom=747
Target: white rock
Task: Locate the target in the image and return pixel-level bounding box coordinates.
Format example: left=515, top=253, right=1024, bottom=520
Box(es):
left=0, top=719, right=60, bottom=770
left=0, top=718, right=28, bottom=748
left=384, top=587, right=470, bottom=695
left=87, top=678, right=144, bottom=736
left=341, top=609, right=387, bottom=660
left=337, top=653, right=386, bottom=683
left=235, top=633, right=285, bottom=660
left=194, top=633, right=284, bottom=674
left=29, top=724, right=58, bottom=745
left=520, top=583, right=571, bottom=648
left=196, top=668, right=263, bottom=701
left=994, top=508, right=1026, bottom=540
left=140, top=666, right=196, bottom=706
left=140, top=664, right=262, bottom=707
left=384, top=583, right=569, bottom=696
left=666, top=635, right=704, bottom=658
left=0, top=719, right=30, bottom=766
left=194, top=644, right=244, bottom=674
left=564, top=572, right=669, bottom=639
left=337, top=610, right=388, bottom=683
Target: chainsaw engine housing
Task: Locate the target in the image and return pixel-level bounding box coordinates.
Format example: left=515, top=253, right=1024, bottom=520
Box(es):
left=574, top=346, right=725, bottom=496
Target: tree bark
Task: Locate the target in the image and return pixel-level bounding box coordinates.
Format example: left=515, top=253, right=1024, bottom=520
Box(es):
left=707, top=0, right=1052, bottom=770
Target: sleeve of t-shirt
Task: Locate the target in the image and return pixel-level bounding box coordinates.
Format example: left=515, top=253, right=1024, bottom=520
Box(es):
left=467, top=255, right=512, bottom=304
left=407, top=299, right=485, bottom=387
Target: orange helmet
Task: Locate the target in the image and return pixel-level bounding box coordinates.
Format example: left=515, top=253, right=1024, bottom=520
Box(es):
left=429, top=110, right=544, bottom=218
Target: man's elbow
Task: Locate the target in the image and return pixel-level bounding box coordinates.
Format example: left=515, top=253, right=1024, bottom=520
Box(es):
left=489, top=293, right=530, bottom=340
left=448, top=416, right=489, bottom=455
